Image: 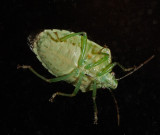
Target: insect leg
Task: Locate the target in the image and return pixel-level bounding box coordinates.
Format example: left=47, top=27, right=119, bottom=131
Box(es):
left=17, top=65, right=51, bottom=83
left=60, top=32, right=87, bottom=67
left=92, top=80, right=98, bottom=124
left=97, top=62, right=134, bottom=76
left=49, top=72, right=85, bottom=102
left=48, top=68, right=79, bottom=82
left=113, top=62, right=135, bottom=71
left=117, top=55, right=155, bottom=80
left=60, top=32, right=85, bottom=41
left=17, top=65, right=78, bottom=83
left=85, top=53, right=109, bottom=69
left=97, top=55, right=155, bottom=77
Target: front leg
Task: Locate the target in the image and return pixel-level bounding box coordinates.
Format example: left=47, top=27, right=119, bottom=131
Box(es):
left=97, top=62, right=135, bottom=77
left=97, top=55, right=154, bottom=77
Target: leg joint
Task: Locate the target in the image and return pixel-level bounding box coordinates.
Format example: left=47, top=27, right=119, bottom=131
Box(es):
left=71, top=93, right=76, bottom=97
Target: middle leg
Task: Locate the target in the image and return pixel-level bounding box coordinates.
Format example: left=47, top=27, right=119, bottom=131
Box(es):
left=85, top=53, right=109, bottom=69
left=49, top=72, right=85, bottom=102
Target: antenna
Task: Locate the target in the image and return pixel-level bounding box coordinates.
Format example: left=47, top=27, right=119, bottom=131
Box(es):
left=108, top=89, right=120, bottom=126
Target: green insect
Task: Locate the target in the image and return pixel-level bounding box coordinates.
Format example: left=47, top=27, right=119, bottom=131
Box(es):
left=18, top=29, right=154, bottom=125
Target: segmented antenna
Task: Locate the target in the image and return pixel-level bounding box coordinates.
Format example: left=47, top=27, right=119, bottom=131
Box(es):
left=110, top=55, right=155, bottom=126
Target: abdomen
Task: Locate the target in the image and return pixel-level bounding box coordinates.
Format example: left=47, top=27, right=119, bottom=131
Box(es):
left=31, top=29, right=112, bottom=92
left=32, top=29, right=81, bottom=77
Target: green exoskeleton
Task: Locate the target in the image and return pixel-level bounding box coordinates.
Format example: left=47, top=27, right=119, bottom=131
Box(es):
left=18, top=29, right=154, bottom=125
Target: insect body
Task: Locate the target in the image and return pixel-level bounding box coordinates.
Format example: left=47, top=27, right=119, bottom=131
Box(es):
left=18, top=29, right=154, bottom=124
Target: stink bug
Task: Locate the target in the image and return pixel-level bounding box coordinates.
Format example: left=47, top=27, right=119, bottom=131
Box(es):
left=18, top=29, right=154, bottom=124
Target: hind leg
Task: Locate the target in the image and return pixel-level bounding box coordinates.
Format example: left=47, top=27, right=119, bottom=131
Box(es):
left=49, top=72, right=85, bottom=102
left=17, top=65, right=79, bottom=83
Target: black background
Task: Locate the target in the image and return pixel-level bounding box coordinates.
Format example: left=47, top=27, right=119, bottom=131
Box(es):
left=1, top=0, right=160, bottom=135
